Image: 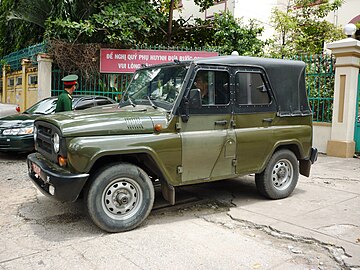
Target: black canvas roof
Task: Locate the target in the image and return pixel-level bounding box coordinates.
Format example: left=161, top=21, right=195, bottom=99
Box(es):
left=193, top=56, right=311, bottom=116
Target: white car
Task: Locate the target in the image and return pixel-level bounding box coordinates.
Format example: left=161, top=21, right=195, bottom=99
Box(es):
left=0, top=103, right=18, bottom=118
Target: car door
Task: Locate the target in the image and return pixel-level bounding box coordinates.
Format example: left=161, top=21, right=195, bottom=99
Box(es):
left=232, top=67, right=277, bottom=175
left=180, top=67, right=236, bottom=183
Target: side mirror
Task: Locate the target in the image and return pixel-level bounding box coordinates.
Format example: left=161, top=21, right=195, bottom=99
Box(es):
left=189, top=89, right=202, bottom=109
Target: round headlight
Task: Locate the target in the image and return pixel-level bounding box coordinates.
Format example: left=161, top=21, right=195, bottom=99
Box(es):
left=53, top=133, right=60, bottom=153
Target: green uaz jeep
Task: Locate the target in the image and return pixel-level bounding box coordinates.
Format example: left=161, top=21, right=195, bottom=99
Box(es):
left=27, top=56, right=318, bottom=232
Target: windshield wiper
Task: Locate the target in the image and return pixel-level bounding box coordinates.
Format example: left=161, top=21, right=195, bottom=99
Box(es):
left=128, top=96, right=136, bottom=107
left=146, top=96, right=157, bottom=109
left=119, top=95, right=136, bottom=108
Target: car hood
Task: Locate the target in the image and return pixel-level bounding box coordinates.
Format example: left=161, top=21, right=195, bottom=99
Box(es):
left=35, top=105, right=170, bottom=137
left=0, top=113, right=38, bottom=129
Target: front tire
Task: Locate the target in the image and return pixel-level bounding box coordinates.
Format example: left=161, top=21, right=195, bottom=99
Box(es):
left=255, top=149, right=299, bottom=199
left=85, top=163, right=155, bottom=232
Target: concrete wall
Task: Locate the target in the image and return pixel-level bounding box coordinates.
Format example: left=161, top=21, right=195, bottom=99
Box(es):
left=313, top=123, right=332, bottom=154
left=1, top=67, right=38, bottom=112
left=1, top=54, right=52, bottom=112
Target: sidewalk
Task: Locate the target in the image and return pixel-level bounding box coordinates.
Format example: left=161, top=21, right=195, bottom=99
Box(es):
left=228, top=154, right=360, bottom=268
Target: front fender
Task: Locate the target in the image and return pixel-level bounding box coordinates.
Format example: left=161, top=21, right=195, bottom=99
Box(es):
left=66, top=133, right=181, bottom=184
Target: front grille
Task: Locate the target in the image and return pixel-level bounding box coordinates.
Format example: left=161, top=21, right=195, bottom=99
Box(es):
left=35, top=121, right=64, bottom=163
left=37, top=125, right=53, bottom=154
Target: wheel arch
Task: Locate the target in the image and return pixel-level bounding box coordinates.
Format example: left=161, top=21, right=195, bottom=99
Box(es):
left=260, top=142, right=310, bottom=177
left=87, top=152, right=169, bottom=185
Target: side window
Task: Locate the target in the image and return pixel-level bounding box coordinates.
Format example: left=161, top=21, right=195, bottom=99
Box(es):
left=192, top=70, right=229, bottom=106
left=75, top=98, right=95, bottom=110
left=235, top=72, right=270, bottom=105
left=95, top=97, right=113, bottom=106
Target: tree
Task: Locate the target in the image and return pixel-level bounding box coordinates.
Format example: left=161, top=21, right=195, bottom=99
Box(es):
left=0, top=0, right=44, bottom=56
left=0, top=0, right=107, bottom=57
left=268, top=0, right=345, bottom=58
left=45, top=0, right=168, bottom=46
left=1, top=0, right=264, bottom=75
left=172, top=12, right=264, bottom=56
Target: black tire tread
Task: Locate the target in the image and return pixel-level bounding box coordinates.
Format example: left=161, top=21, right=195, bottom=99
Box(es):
left=255, top=149, right=299, bottom=200
left=84, top=162, right=154, bottom=232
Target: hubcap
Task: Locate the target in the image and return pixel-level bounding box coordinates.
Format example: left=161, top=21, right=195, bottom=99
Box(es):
left=271, top=159, right=293, bottom=190
left=102, top=177, right=143, bottom=220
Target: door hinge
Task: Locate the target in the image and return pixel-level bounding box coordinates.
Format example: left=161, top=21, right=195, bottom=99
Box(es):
left=176, top=122, right=181, bottom=131
left=232, top=159, right=237, bottom=167
left=177, top=166, right=183, bottom=174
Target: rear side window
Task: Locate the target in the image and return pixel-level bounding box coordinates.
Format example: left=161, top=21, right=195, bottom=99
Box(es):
left=95, top=97, right=113, bottom=106
left=235, top=73, right=270, bottom=105
left=75, top=98, right=95, bottom=110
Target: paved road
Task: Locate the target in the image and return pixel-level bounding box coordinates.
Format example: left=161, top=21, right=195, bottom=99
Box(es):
left=0, top=153, right=359, bottom=270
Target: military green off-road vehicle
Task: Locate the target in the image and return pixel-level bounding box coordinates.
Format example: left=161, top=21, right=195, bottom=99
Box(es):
left=28, top=56, right=318, bottom=232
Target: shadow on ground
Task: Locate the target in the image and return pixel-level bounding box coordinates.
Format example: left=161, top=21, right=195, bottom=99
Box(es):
left=18, top=175, right=306, bottom=241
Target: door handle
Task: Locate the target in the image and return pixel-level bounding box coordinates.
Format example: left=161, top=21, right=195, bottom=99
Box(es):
left=215, top=120, right=228, bottom=126
left=262, top=118, right=273, bottom=123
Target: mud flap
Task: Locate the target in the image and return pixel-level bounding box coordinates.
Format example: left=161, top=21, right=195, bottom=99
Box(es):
left=299, top=159, right=311, bottom=177
left=161, top=181, right=175, bottom=205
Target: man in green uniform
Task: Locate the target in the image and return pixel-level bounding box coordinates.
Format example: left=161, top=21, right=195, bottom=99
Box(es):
left=55, top=74, right=78, bottom=112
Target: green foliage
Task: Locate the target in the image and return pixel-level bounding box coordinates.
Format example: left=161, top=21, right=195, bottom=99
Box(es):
left=268, top=0, right=345, bottom=57
left=1, top=0, right=264, bottom=62
left=45, top=1, right=167, bottom=46
left=172, top=12, right=264, bottom=56
left=0, top=0, right=43, bottom=56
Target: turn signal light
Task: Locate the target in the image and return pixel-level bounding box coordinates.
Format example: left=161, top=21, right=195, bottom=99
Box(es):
left=154, top=124, right=162, bottom=132
left=58, top=156, right=67, bottom=167
left=16, top=105, right=20, bottom=113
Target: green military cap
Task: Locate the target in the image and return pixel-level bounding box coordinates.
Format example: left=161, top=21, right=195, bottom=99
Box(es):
left=62, top=74, right=78, bottom=86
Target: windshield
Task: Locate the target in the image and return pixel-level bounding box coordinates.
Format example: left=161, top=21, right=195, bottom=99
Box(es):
left=25, top=98, right=58, bottom=114
left=123, top=64, right=189, bottom=109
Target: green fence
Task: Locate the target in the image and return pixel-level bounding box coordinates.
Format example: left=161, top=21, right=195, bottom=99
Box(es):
left=51, top=45, right=220, bottom=101
left=292, top=54, right=335, bottom=122
left=52, top=70, right=131, bottom=102
left=1, top=43, right=334, bottom=122
left=0, top=42, right=47, bottom=71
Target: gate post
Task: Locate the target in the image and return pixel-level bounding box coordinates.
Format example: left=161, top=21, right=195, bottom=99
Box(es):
left=1, top=65, right=9, bottom=103
left=37, top=53, right=53, bottom=101
left=326, top=38, right=360, bottom=157
left=21, top=59, right=31, bottom=111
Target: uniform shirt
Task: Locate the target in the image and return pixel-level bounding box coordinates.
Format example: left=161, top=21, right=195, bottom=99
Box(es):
left=55, top=91, right=73, bottom=112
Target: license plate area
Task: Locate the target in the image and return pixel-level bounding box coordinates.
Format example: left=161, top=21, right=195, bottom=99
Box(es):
left=32, top=162, right=42, bottom=179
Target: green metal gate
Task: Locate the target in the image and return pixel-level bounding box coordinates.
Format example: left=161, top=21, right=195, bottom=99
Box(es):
left=52, top=70, right=132, bottom=102
left=355, top=72, right=360, bottom=153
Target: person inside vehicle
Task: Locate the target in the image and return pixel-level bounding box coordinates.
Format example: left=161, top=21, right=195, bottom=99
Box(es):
left=193, top=71, right=209, bottom=104
left=55, top=74, right=78, bottom=112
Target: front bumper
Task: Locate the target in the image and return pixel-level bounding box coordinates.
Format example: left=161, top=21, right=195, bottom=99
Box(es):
left=27, top=152, right=89, bottom=202
left=0, top=135, right=34, bottom=152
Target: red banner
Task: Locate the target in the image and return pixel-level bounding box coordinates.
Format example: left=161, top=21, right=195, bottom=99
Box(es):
left=100, top=49, right=219, bottom=73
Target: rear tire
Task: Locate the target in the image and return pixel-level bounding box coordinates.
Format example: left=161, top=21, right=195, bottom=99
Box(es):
left=255, top=149, right=299, bottom=199
left=85, top=163, right=154, bottom=232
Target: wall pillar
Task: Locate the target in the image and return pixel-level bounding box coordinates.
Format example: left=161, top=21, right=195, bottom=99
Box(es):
left=37, top=53, right=53, bottom=101
left=1, top=65, right=9, bottom=103
left=326, top=38, right=360, bottom=157
left=21, top=59, right=31, bottom=111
